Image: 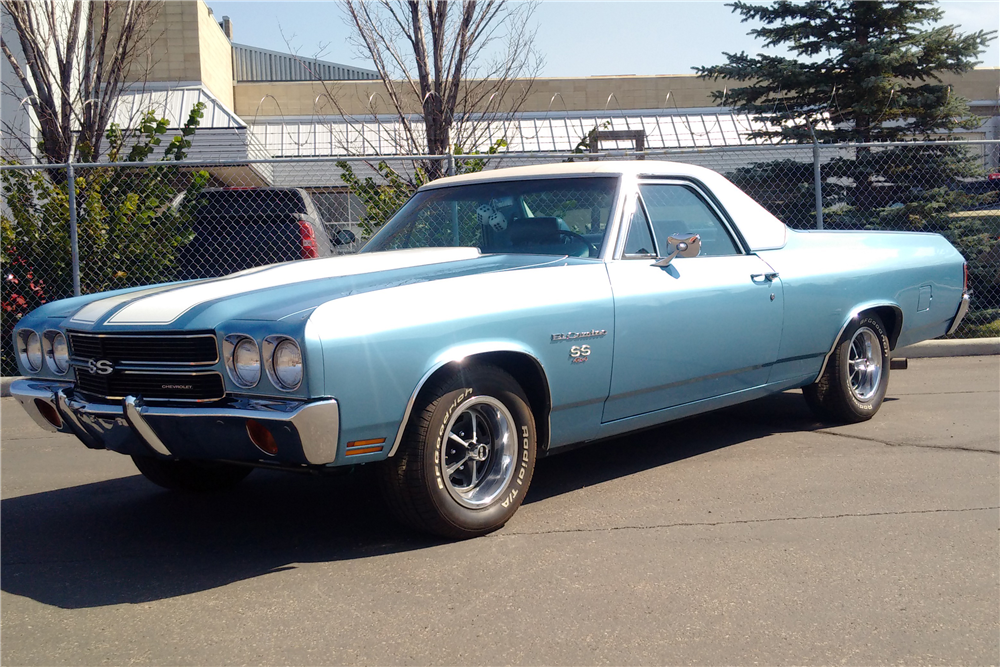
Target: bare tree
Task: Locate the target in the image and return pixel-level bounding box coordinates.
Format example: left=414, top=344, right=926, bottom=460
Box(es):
left=340, top=0, right=541, bottom=178
left=1, top=0, right=162, bottom=164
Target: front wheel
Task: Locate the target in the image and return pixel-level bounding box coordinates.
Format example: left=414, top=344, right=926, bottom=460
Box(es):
left=379, top=365, right=536, bottom=539
left=131, top=456, right=253, bottom=492
left=804, top=313, right=891, bottom=423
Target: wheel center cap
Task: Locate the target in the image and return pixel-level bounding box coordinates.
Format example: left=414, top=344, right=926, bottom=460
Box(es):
left=470, top=444, right=490, bottom=461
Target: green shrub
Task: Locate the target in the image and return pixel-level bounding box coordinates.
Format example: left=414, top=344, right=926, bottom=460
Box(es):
left=1, top=104, right=210, bottom=375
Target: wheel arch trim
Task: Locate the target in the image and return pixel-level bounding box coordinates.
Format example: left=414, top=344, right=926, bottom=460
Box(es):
left=813, top=301, right=902, bottom=384
left=386, top=342, right=552, bottom=458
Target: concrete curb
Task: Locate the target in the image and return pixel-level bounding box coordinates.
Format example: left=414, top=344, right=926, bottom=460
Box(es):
left=2, top=338, right=996, bottom=398
left=893, top=337, right=1000, bottom=359
left=2, top=376, right=24, bottom=398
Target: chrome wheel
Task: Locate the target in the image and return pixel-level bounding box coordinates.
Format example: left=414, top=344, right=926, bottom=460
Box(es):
left=804, top=313, right=889, bottom=424
left=380, top=365, right=537, bottom=538
left=440, top=396, right=516, bottom=509
left=848, top=326, right=882, bottom=402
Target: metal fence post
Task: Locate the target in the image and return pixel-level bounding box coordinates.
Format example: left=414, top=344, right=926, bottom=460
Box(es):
left=811, top=129, right=824, bottom=231
left=66, top=150, right=81, bottom=296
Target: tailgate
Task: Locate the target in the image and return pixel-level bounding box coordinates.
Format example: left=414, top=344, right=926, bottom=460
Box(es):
left=178, top=213, right=305, bottom=279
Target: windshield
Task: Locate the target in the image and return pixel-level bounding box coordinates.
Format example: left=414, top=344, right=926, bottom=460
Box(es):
left=363, top=177, right=619, bottom=258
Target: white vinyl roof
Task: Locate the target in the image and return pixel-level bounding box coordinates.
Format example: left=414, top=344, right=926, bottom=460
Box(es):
left=425, top=160, right=788, bottom=252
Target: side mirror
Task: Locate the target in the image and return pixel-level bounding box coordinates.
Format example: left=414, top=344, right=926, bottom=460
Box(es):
left=653, top=234, right=701, bottom=267
left=328, top=226, right=357, bottom=246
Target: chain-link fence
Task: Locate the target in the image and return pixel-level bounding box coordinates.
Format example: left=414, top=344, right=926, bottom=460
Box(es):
left=3, top=140, right=998, bottom=374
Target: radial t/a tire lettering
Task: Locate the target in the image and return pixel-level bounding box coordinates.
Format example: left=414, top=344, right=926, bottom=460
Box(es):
left=379, top=364, right=537, bottom=539
left=804, top=313, right=891, bottom=424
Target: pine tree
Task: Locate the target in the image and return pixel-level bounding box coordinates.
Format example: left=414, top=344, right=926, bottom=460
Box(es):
left=696, top=1, right=994, bottom=143
left=697, top=2, right=1000, bottom=333
left=695, top=1, right=996, bottom=227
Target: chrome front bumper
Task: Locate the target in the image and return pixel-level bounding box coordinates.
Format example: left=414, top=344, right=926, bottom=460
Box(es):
left=10, top=379, right=340, bottom=465
left=946, top=291, right=972, bottom=336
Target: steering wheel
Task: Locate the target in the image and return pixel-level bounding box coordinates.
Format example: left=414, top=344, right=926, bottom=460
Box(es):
left=556, top=230, right=599, bottom=257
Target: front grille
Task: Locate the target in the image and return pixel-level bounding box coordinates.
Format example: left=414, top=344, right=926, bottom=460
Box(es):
left=68, top=332, right=218, bottom=364
left=76, top=371, right=225, bottom=402
left=69, top=331, right=223, bottom=402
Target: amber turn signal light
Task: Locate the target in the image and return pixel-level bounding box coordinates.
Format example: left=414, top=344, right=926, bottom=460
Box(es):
left=34, top=399, right=62, bottom=429
left=346, top=437, right=385, bottom=456
left=246, top=418, right=278, bottom=455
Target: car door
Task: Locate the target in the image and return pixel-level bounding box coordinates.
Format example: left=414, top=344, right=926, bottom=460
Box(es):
left=603, top=180, right=784, bottom=423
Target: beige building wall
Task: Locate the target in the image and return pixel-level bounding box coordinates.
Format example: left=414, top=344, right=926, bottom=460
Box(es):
left=135, top=0, right=233, bottom=108
left=233, top=68, right=1000, bottom=119
left=231, top=75, right=721, bottom=118
left=195, top=0, right=234, bottom=108
left=136, top=1, right=203, bottom=85
left=520, top=75, right=720, bottom=113
left=940, top=68, right=1000, bottom=115
left=234, top=80, right=391, bottom=117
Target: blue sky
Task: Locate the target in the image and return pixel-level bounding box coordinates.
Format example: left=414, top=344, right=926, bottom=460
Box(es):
left=207, top=1, right=1000, bottom=77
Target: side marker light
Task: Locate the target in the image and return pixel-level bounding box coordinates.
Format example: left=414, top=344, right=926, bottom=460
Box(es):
left=246, top=419, right=279, bottom=455
left=346, top=438, right=386, bottom=456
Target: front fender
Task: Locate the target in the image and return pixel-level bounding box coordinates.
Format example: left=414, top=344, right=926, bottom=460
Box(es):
left=385, top=340, right=551, bottom=457
left=306, top=261, right=615, bottom=462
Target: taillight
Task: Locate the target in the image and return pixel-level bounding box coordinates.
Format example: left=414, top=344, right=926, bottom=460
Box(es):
left=299, top=220, right=318, bottom=259
left=963, top=262, right=968, bottom=293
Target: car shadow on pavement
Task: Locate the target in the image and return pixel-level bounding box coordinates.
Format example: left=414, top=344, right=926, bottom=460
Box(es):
left=2, top=390, right=829, bottom=609
left=0, top=464, right=434, bottom=609
left=527, top=389, right=826, bottom=503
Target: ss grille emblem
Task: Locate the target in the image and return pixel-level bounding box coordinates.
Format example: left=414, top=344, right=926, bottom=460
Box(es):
left=86, top=359, right=114, bottom=375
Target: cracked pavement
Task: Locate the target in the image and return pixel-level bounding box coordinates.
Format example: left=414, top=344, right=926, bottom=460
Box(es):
left=2, top=356, right=997, bottom=665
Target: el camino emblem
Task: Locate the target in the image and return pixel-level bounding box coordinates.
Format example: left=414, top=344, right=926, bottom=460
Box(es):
left=86, top=359, right=114, bottom=375
left=551, top=329, right=606, bottom=342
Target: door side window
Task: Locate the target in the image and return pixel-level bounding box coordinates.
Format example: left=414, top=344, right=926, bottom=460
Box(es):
left=622, top=199, right=656, bottom=257
left=638, top=184, right=740, bottom=257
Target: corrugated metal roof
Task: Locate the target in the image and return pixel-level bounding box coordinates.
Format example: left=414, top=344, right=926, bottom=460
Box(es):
left=101, top=86, right=273, bottom=184
left=248, top=110, right=789, bottom=158
left=233, top=43, right=378, bottom=82
left=113, top=85, right=245, bottom=129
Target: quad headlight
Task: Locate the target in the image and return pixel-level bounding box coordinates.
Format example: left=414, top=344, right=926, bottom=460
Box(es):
left=17, top=329, right=43, bottom=373
left=43, top=331, right=70, bottom=375
left=265, top=336, right=302, bottom=390
left=224, top=335, right=261, bottom=387
left=224, top=334, right=302, bottom=392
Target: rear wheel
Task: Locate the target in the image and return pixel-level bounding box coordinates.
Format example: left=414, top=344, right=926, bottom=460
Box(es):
left=379, top=365, right=536, bottom=539
left=131, top=456, right=252, bottom=492
left=804, top=313, right=891, bottom=423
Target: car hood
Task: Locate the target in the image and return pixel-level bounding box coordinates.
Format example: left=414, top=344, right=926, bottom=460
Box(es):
left=56, top=248, right=582, bottom=331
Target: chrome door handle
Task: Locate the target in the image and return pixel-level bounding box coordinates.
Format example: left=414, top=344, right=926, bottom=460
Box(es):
left=751, top=272, right=779, bottom=282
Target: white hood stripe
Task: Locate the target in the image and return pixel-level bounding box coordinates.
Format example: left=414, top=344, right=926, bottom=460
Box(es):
left=68, top=264, right=277, bottom=324
left=70, top=283, right=195, bottom=324
left=106, top=248, right=481, bottom=325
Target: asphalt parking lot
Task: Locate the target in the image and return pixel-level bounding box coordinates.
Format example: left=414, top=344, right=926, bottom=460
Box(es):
left=2, top=356, right=997, bottom=666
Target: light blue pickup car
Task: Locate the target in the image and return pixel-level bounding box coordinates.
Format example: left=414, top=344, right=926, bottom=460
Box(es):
left=11, top=161, right=969, bottom=538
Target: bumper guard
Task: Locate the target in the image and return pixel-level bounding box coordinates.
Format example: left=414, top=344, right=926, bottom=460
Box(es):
left=945, top=291, right=972, bottom=336
left=10, top=379, right=340, bottom=465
